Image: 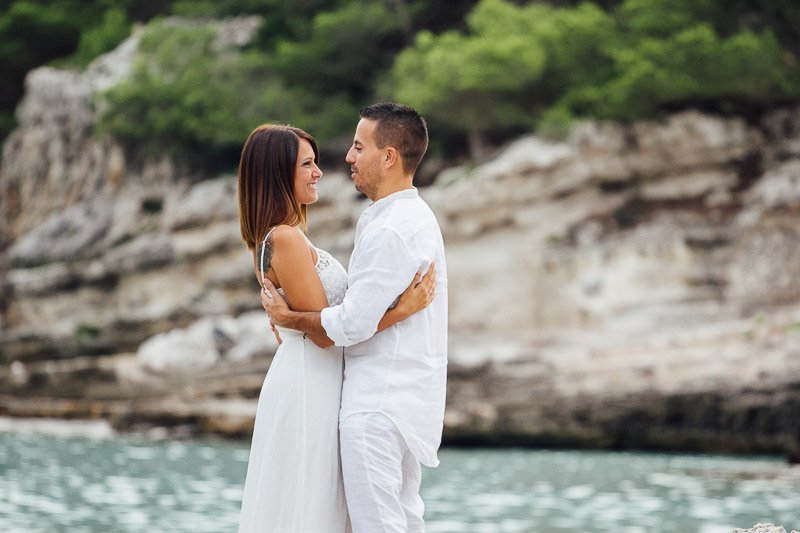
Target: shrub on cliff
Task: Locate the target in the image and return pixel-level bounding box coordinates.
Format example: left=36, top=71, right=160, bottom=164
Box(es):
left=387, top=0, right=800, bottom=157
left=0, top=0, right=166, bottom=144
left=7, top=0, right=797, bottom=166
left=93, top=0, right=480, bottom=165
left=67, top=7, right=131, bottom=68
left=95, top=20, right=302, bottom=169
left=0, top=1, right=84, bottom=140
left=388, top=0, right=616, bottom=158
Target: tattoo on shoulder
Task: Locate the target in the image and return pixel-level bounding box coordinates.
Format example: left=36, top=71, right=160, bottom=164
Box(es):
left=257, top=232, right=275, bottom=275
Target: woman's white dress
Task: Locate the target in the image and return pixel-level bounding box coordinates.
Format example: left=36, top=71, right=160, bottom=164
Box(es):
left=238, top=247, right=350, bottom=533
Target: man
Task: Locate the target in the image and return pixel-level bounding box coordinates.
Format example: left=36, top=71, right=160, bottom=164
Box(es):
left=262, top=102, right=448, bottom=532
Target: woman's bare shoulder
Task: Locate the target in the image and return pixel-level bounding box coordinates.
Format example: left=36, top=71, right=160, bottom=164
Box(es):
left=269, top=225, right=314, bottom=264
left=257, top=225, right=305, bottom=275
left=269, top=224, right=307, bottom=246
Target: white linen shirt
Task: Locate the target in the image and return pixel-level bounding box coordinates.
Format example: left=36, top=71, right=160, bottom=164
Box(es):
left=320, top=188, right=448, bottom=467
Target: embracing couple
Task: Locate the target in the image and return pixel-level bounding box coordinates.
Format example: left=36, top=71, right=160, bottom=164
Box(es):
left=236, top=103, right=448, bottom=533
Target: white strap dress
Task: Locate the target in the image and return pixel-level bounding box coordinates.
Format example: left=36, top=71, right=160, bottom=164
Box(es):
left=238, top=235, right=350, bottom=533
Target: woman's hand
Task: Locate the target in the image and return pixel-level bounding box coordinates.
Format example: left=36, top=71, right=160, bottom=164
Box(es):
left=261, top=279, right=288, bottom=344
left=394, top=262, right=437, bottom=321
left=270, top=317, right=282, bottom=345
left=261, top=278, right=290, bottom=326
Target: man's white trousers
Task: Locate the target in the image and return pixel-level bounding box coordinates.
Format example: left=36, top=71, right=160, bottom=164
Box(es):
left=340, top=412, right=425, bottom=533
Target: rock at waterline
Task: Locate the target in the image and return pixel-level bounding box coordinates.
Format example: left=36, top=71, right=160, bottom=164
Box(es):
left=733, top=524, right=799, bottom=533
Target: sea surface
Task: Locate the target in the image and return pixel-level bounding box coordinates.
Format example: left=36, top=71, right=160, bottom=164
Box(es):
left=1, top=421, right=797, bottom=533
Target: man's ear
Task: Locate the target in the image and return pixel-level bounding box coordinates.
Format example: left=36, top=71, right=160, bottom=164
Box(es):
left=383, top=146, right=399, bottom=170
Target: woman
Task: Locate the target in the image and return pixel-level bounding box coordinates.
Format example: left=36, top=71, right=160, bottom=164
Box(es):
left=236, top=125, right=435, bottom=532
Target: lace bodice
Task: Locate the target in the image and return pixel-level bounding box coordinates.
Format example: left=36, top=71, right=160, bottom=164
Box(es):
left=312, top=248, right=348, bottom=306
left=276, top=247, right=348, bottom=307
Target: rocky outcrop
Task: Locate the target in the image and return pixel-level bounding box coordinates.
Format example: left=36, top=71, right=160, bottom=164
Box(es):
left=0, top=16, right=262, bottom=250
left=1, top=22, right=799, bottom=458
left=0, top=17, right=264, bottom=362
left=433, top=110, right=800, bottom=460
left=733, top=524, right=799, bottom=533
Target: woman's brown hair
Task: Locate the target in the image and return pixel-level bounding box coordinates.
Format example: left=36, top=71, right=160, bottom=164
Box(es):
left=238, top=125, right=319, bottom=250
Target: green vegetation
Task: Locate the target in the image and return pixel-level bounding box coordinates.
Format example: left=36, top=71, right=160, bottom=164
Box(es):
left=141, top=197, right=164, bottom=215
left=68, top=7, right=131, bottom=68
left=389, top=0, right=800, bottom=154
left=94, top=0, right=479, bottom=164
left=0, top=0, right=82, bottom=139
left=1, top=0, right=799, bottom=165
left=74, top=324, right=101, bottom=342
left=0, top=0, right=166, bottom=142
left=94, top=20, right=297, bottom=166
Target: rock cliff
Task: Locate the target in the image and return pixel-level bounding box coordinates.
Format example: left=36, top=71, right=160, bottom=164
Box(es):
left=734, top=524, right=800, bottom=533
left=1, top=20, right=799, bottom=459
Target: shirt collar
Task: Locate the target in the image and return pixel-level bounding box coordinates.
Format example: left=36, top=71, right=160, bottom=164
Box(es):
left=368, top=187, right=418, bottom=211
left=356, top=188, right=419, bottom=239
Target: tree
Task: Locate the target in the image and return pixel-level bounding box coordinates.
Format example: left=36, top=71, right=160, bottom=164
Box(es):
left=96, top=21, right=302, bottom=172
left=554, top=0, right=794, bottom=122
left=0, top=0, right=144, bottom=143
left=388, top=0, right=615, bottom=158
left=388, top=0, right=800, bottom=158
left=0, top=1, right=82, bottom=139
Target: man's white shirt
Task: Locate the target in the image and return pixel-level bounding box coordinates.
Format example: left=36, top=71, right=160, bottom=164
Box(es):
left=320, top=188, right=448, bottom=467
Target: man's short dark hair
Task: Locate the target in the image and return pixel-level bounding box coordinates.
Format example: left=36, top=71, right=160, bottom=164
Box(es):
left=360, top=102, right=428, bottom=175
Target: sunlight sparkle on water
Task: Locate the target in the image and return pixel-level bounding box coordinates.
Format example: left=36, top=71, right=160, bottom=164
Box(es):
left=0, top=431, right=798, bottom=533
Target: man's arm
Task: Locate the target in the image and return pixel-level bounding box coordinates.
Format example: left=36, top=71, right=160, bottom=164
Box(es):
left=262, top=264, right=436, bottom=341
left=261, top=279, right=328, bottom=338
left=321, top=228, right=425, bottom=346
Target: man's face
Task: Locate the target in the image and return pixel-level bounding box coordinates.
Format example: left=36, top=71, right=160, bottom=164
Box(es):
left=345, top=118, right=383, bottom=201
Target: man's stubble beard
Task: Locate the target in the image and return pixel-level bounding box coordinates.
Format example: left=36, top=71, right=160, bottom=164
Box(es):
left=355, top=172, right=381, bottom=202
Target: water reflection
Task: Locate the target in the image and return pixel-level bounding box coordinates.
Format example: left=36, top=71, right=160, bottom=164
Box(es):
left=0, top=430, right=797, bottom=533
left=422, top=449, right=797, bottom=533
left=1, top=433, right=247, bottom=533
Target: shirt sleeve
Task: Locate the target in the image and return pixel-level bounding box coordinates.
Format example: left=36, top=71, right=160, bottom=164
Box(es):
left=321, top=227, right=422, bottom=347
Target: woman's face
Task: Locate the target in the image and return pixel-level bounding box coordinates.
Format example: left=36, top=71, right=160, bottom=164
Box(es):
left=293, top=138, right=322, bottom=205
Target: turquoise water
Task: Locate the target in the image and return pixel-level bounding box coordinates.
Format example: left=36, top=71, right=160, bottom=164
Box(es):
left=0, top=431, right=797, bottom=533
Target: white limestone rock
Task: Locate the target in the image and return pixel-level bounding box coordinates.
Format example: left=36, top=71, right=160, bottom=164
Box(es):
left=136, top=311, right=277, bottom=373
left=733, top=524, right=799, bottom=533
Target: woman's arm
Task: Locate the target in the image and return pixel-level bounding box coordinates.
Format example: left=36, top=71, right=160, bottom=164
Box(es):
left=376, top=263, right=436, bottom=332
left=256, top=226, right=334, bottom=348
left=259, top=235, right=436, bottom=347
